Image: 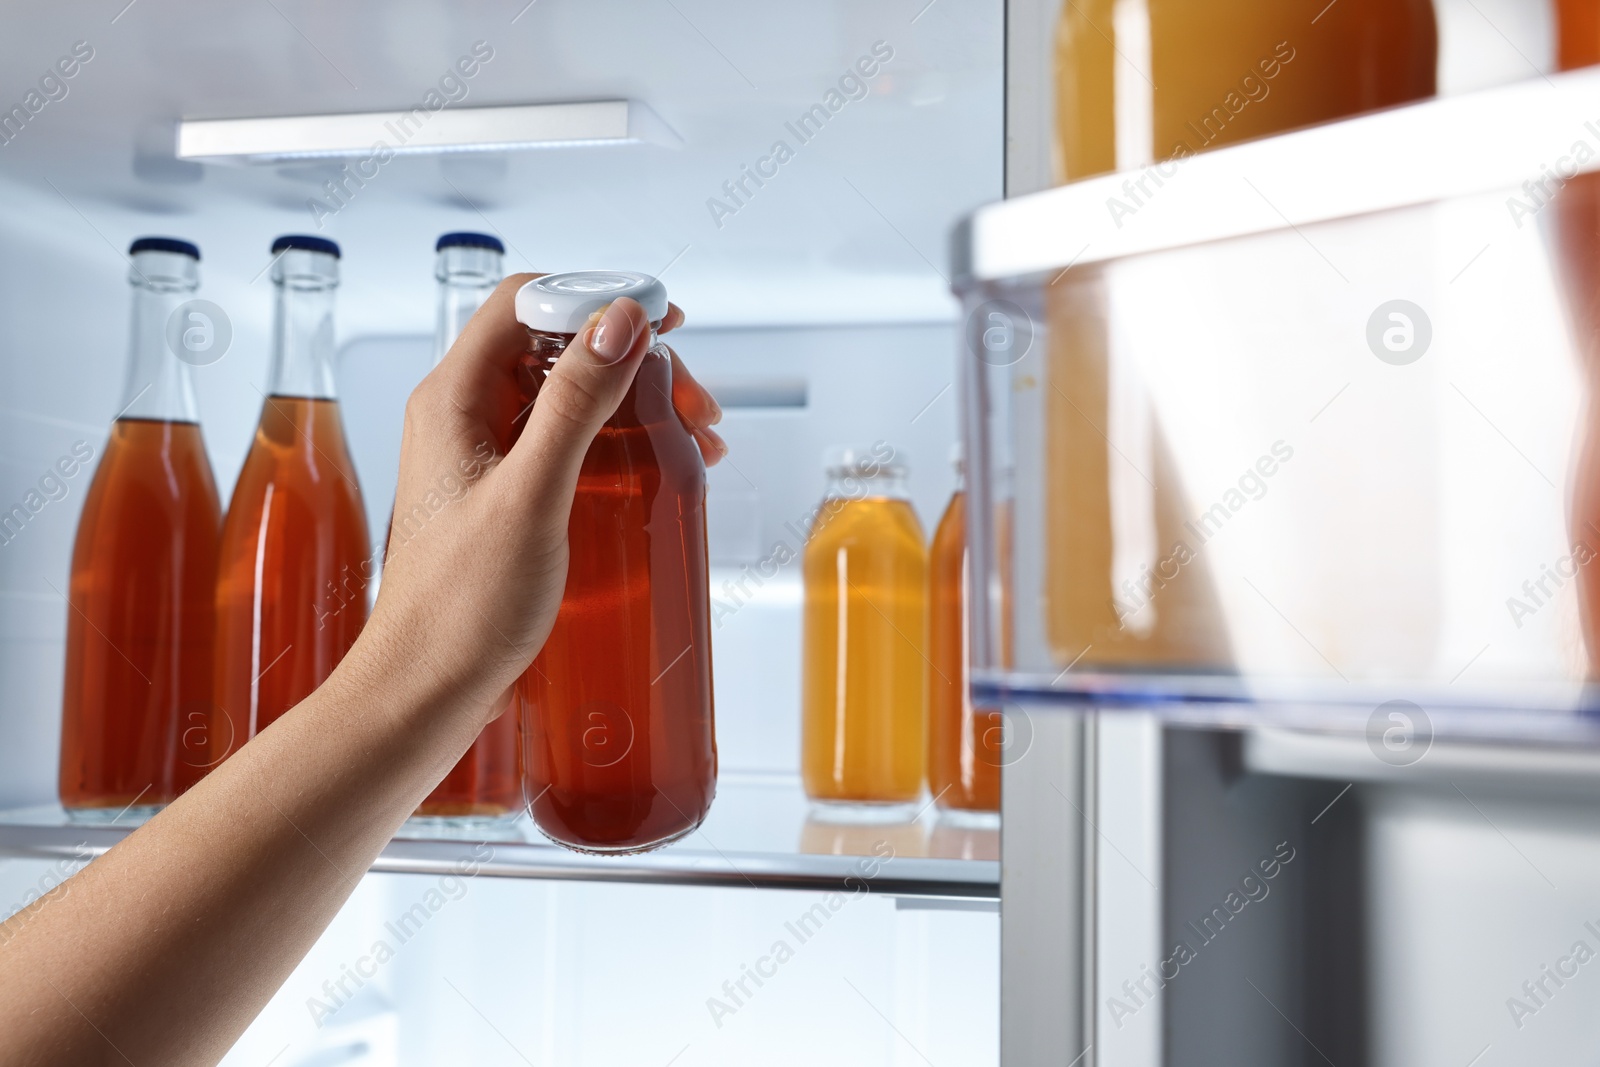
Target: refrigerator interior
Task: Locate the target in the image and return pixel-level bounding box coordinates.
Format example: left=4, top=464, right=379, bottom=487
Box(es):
left=0, top=2, right=1003, bottom=1064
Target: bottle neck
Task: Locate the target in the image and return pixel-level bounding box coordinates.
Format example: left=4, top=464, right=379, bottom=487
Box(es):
left=118, top=251, right=201, bottom=423
left=822, top=445, right=909, bottom=502
left=435, top=247, right=502, bottom=365
left=825, top=470, right=910, bottom=502
left=269, top=250, right=339, bottom=399
left=526, top=323, right=660, bottom=370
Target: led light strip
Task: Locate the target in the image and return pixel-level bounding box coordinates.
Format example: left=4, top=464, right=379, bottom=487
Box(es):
left=177, top=100, right=677, bottom=164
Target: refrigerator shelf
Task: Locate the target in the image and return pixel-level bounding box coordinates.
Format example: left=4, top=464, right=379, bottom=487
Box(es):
left=955, top=67, right=1600, bottom=285
left=1241, top=723, right=1600, bottom=790
left=979, top=681, right=1600, bottom=755
left=0, top=777, right=998, bottom=902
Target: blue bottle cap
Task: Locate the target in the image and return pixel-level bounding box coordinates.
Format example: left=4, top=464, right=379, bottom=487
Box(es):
left=129, top=236, right=200, bottom=260
left=271, top=234, right=341, bottom=258
left=436, top=232, right=505, bottom=254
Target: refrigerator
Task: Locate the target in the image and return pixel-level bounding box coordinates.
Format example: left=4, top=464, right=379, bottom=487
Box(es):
left=2, top=1, right=1599, bottom=1064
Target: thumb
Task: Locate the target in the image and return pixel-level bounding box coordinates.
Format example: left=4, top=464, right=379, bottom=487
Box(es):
left=502, top=296, right=651, bottom=502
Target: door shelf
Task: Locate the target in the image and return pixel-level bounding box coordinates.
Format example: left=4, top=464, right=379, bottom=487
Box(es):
left=0, top=776, right=999, bottom=902
left=955, top=67, right=1600, bottom=286
left=955, top=68, right=1600, bottom=739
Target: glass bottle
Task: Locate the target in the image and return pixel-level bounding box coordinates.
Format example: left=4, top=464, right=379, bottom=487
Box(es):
left=513, top=271, right=717, bottom=854
left=431, top=232, right=504, bottom=365
left=1553, top=1, right=1600, bottom=675
left=1055, top=0, right=1437, bottom=182
left=926, top=446, right=1001, bottom=815
left=801, top=445, right=927, bottom=811
left=213, top=236, right=370, bottom=756
left=413, top=233, right=520, bottom=826
left=1043, top=0, right=1436, bottom=672
left=59, top=238, right=222, bottom=821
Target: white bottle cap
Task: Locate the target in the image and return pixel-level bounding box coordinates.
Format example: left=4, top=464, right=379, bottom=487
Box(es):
left=514, top=271, right=669, bottom=334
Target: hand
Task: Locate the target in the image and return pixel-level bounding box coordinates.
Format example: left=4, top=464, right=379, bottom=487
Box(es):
left=354, top=273, right=723, bottom=725
left=0, top=275, right=727, bottom=1067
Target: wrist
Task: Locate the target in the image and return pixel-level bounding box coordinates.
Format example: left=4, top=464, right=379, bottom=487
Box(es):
left=330, top=608, right=487, bottom=740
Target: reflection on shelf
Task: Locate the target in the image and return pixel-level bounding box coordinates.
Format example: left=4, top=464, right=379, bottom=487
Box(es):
left=0, top=776, right=999, bottom=901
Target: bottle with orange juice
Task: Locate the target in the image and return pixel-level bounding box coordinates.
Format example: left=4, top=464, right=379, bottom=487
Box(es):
left=801, top=444, right=927, bottom=812
left=1055, top=0, right=1437, bottom=182
left=927, top=445, right=1001, bottom=815
left=1552, top=0, right=1600, bottom=674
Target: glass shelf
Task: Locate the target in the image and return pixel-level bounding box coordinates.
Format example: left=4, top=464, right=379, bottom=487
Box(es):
left=0, top=775, right=998, bottom=902
left=955, top=68, right=1600, bottom=739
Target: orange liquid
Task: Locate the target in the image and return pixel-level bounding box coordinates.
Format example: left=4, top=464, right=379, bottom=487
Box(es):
left=59, top=419, right=220, bottom=812
left=926, top=491, right=1000, bottom=813
left=1560, top=0, right=1600, bottom=70
left=517, top=344, right=717, bottom=853
left=214, top=396, right=370, bottom=755
left=802, top=496, right=927, bottom=804
left=1055, top=0, right=1436, bottom=181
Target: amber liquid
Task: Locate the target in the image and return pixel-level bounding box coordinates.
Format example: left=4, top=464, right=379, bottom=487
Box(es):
left=926, top=491, right=1000, bottom=813
left=1055, top=0, right=1437, bottom=181
left=59, top=419, right=220, bottom=813
left=1560, top=0, right=1600, bottom=71
left=214, top=397, right=370, bottom=754
left=517, top=345, right=717, bottom=853
left=802, top=495, right=928, bottom=805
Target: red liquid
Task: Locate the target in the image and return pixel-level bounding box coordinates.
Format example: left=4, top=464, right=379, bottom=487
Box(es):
left=517, top=341, right=717, bottom=853
left=926, top=491, right=1001, bottom=813
left=59, top=419, right=220, bottom=812
left=415, top=709, right=519, bottom=818
left=214, top=396, right=370, bottom=755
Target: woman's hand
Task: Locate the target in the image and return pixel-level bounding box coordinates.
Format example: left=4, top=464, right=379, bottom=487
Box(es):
left=0, top=274, right=725, bottom=1067
left=353, top=274, right=724, bottom=726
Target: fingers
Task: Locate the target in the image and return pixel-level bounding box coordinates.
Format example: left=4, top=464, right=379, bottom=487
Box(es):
left=440, top=273, right=539, bottom=379
left=666, top=345, right=727, bottom=466
left=501, top=297, right=652, bottom=505
left=661, top=303, right=685, bottom=334
left=413, top=273, right=540, bottom=453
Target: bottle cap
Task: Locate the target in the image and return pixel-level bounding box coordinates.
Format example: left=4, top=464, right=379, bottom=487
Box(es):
left=271, top=234, right=341, bottom=259
left=514, top=271, right=668, bottom=334
left=129, top=237, right=199, bottom=260
left=436, top=231, right=505, bottom=253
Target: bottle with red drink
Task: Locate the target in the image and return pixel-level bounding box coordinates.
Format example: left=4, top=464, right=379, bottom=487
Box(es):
left=59, top=237, right=221, bottom=821
left=213, top=236, right=370, bottom=757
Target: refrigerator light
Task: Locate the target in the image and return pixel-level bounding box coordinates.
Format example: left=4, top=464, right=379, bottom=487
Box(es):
left=176, top=100, right=677, bottom=165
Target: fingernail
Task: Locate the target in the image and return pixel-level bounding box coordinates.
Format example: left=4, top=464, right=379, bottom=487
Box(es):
left=588, top=301, right=637, bottom=364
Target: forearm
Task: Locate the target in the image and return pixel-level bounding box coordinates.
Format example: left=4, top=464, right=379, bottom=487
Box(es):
left=0, top=281, right=705, bottom=1066
left=0, top=624, right=484, bottom=1066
